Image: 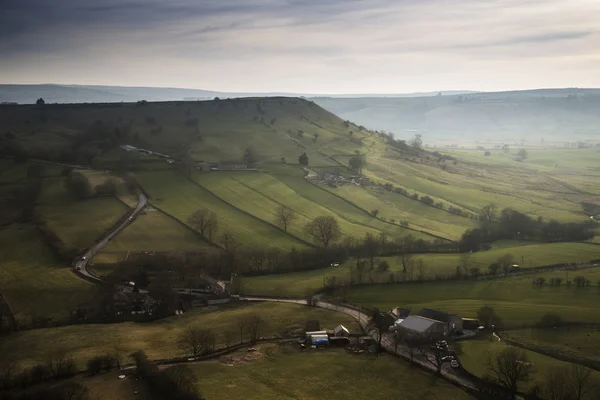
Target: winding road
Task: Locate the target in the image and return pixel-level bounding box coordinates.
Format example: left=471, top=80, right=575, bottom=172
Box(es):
left=74, top=192, right=148, bottom=282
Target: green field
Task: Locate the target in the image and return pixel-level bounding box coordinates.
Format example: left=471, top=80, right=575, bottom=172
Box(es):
left=460, top=339, right=600, bottom=392
left=503, top=327, right=600, bottom=366
left=241, top=242, right=600, bottom=296
left=37, top=176, right=130, bottom=253
left=0, top=224, right=95, bottom=326
left=100, top=207, right=213, bottom=253
left=192, top=166, right=431, bottom=244
left=0, top=302, right=360, bottom=369
left=137, top=170, right=308, bottom=250
left=345, top=274, right=600, bottom=328
left=189, top=344, right=473, bottom=400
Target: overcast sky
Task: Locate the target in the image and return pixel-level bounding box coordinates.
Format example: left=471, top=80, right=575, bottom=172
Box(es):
left=1, top=0, right=599, bottom=94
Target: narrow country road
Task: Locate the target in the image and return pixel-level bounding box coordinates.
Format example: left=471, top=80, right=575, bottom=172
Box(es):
left=74, top=192, right=148, bottom=282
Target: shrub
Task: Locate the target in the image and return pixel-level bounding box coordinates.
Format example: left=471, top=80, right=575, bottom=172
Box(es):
left=378, top=261, right=390, bottom=271
left=420, top=196, right=434, bottom=206
left=538, top=313, right=563, bottom=328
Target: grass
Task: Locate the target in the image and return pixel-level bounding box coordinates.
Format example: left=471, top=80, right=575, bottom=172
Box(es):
left=37, top=176, right=130, bottom=253
left=100, top=206, right=213, bottom=253
left=503, top=327, right=600, bottom=366
left=0, top=224, right=95, bottom=326
left=192, top=166, right=431, bottom=245
left=0, top=302, right=360, bottom=369
left=345, top=273, right=600, bottom=328
left=460, top=338, right=600, bottom=392
left=137, top=170, right=307, bottom=250
left=188, top=344, right=473, bottom=400
left=240, top=242, right=600, bottom=297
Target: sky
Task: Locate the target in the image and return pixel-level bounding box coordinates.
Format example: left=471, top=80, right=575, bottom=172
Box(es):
left=1, top=0, right=599, bottom=94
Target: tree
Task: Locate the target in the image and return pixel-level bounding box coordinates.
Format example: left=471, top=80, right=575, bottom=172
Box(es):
left=396, top=235, right=415, bottom=272
left=188, top=209, right=218, bottom=240
left=52, top=382, right=89, bottom=400
left=304, top=216, right=341, bottom=248
left=64, top=171, right=91, bottom=200
left=236, top=317, right=247, bottom=343
left=476, top=305, right=504, bottom=328
left=497, top=253, right=515, bottom=275
left=487, top=347, right=532, bottom=396
left=243, top=147, right=257, bottom=166
left=36, top=98, right=45, bottom=105
left=568, top=364, right=593, bottom=400
left=179, top=327, right=214, bottom=357
left=181, top=151, right=195, bottom=177
left=480, top=203, right=497, bottom=225
left=299, top=152, right=308, bottom=166
left=378, top=260, right=390, bottom=271
left=363, top=232, right=379, bottom=271
left=410, top=134, right=423, bottom=148
left=517, top=149, right=528, bottom=160
left=244, top=314, right=264, bottom=343
left=45, top=349, right=76, bottom=379
left=488, top=262, right=501, bottom=275
left=460, top=251, right=472, bottom=276
left=163, top=365, right=200, bottom=398
left=349, top=156, right=365, bottom=174
left=274, top=205, right=297, bottom=232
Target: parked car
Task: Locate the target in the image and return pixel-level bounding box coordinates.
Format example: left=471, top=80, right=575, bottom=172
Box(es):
left=81, top=256, right=87, bottom=261
left=450, top=360, right=460, bottom=369
left=442, top=356, right=454, bottom=362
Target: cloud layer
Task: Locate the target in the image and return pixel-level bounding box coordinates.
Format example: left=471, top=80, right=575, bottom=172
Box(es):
left=1, top=0, right=599, bottom=93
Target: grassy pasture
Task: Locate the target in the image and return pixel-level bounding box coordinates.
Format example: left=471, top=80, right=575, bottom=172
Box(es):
left=345, top=275, right=600, bottom=328
left=503, top=327, right=600, bottom=366
left=37, top=176, right=130, bottom=253
left=137, top=170, right=307, bottom=250
left=460, top=339, right=600, bottom=392
left=0, top=302, right=359, bottom=369
left=100, top=207, right=212, bottom=253
left=192, top=167, right=430, bottom=245
left=0, top=224, right=95, bottom=326
left=189, top=345, right=473, bottom=400
left=241, top=242, right=600, bottom=297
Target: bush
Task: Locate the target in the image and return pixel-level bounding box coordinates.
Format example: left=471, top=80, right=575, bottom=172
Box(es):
left=377, top=261, right=390, bottom=271
left=538, top=313, right=563, bottom=328
left=420, top=196, right=434, bottom=206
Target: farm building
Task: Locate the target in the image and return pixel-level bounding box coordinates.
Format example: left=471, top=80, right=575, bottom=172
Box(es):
left=217, top=161, right=248, bottom=170
left=396, top=315, right=446, bottom=338
left=416, top=308, right=463, bottom=335
left=390, top=307, right=411, bottom=320
left=333, top=325, right=350, bottom=337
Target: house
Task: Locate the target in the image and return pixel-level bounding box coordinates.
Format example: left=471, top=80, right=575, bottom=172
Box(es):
left=390, top=307, right=411, bottom=320
left=197, top=162, right=212, bottom=172
left=396, top=315, right=446, bottom=338
left=462, top=318, right=481, bottom=330
left=310, top=334, right=329, bottom=347
left=333, top=325, right=350, bottom=337
left=416, top=308, right=463, bottom=335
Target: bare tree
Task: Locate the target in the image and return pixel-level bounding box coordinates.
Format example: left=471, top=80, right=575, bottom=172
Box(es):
left=569, top=364, right=593, bottom=400
left=45, top=349, right=76, bottom=379
left=163, top=365, right=198, bottom=396
left=222, top=329, right=236, bottom=348
left=55, top=382, right=89, bottom=400
left=180, top=151, right=195, bottom=177
left=543, top=367, right=573, bottom=400
left=497, top=253, right=516, bottom=275
left=236, top=317, right=247, bottom=343
left=396, top=235, right=415, bottom=272
left=480, top=203, right=497, bottom=225
left=179, top=327, right=214, bottom=357
left=417, top=259, right=426, bottom=281
left=486, top=347, right=532, bottom=395
left=304, top=216, right=341, bottom=248
left=274, top=205, right=297, bottom=233
left=460, top=252, right=472, bottom=276
left=188, top=209, right=219, bottom=240
left=363, top=232, right=379, bottom=271
left=244, top=314, right=264, bottom=343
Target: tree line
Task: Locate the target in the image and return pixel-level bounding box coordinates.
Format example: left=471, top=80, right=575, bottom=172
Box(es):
left=460, top=204, right=594, bottom=252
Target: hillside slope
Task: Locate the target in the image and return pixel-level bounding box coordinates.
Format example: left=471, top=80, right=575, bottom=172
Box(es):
left=312, top=89, right=600, bottom=142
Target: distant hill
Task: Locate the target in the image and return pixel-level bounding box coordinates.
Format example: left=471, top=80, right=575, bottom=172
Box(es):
left=0, top=84, right=477, bottom=104
left=311, top=89, right=600, bottom=143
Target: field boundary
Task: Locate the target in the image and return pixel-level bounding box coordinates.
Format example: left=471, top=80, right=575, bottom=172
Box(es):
left=146, top=203, right=220, bottom=249
left=500, top=331, right=600, bottom=372
left=305, top=177, right=451, bottom=242
left=183, top=173, right=316, bottom=248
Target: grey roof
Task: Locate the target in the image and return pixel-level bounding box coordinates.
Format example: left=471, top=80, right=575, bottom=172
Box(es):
left=334, top=325, right=350, bottom=335
left=417, top=308, right=455, bottom=323
left=398, top=315, right=441, bottom=333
